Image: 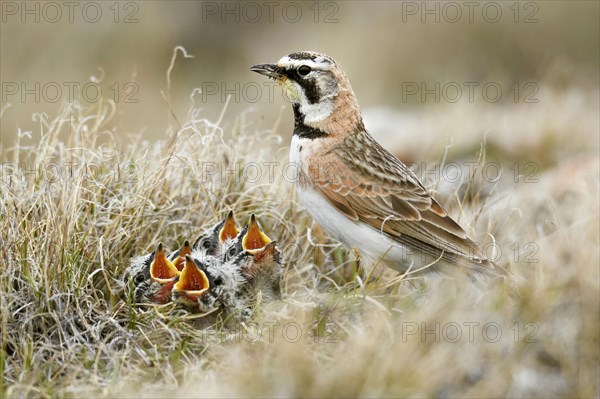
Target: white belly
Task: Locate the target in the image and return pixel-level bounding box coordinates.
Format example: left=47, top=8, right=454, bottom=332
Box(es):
left=298, top=186, right=419, bottom=269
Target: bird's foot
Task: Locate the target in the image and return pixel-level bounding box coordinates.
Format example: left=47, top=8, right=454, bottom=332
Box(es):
left=351, top=247, right=361, bottom=271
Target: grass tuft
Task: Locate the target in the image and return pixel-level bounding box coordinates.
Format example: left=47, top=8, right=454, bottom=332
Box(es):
left=1, top=83, right=598, bottom=397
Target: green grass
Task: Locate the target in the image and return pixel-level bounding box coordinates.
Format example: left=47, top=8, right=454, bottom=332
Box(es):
left=1, top=82, right=598, bottom=398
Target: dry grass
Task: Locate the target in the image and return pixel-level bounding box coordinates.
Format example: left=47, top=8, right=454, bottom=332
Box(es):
left=1, top=80, right=598, bottom=398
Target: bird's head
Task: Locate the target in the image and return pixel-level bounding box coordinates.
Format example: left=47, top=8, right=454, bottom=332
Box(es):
left=192, top=210, right=240, bottom=259
left=171, top=254, right=211, bottom=307
left=222, top=241, right=283, bottom=304
left=172, top=254, right=246, bottom=313
left=251, top=51, right=363, bottom=135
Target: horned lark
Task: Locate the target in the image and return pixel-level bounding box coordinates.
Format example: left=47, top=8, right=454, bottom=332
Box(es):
left=235, top=215, right=283, bottom=303
left=173, top=214, right=282, bottom=314
left=125, top=212, right=240, bottom=305
left=172, top=254, right=245, bottom=315
left=224, top=214, right=272, bottom=260
left=192, top=210, right=240, bottom=261
left=172, top=255, right=214, bottom=310
left=236, top=241, right=283, bottom=304
left=251, top=51, right=495, bottom=276
left=125, top=243, right=181, bottom=304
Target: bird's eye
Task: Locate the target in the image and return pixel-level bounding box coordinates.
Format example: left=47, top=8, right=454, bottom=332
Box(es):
left=202, top=239, right=211, bottom=249
left=134, top=273, right=145, bottom=284
left=297, top=65, right=312, bottom=76
left=214, top=277, right=223, bottom=286
left=223, top=246, right=237, bottom=262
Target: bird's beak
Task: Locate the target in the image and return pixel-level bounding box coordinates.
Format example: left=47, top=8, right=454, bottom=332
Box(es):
left=150, top=243, right=181, bottom=283
left=250, top=63, right=282, bottom=79
left=240, top=241, right=280, bottom=279
left=147, top=280, right=178, bottom=305
left=173, top=240, right=192, bottom=271
left=242, top=214, right=272, bottom=254
left=219, top=210, right=239, bottom=242
left=253, top=240, right=278, bottom=262
left=173, top=255, right=210, bottom=299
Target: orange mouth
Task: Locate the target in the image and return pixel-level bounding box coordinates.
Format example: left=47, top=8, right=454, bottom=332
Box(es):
left=173, top=240, right=192, bottom=271
left=173, top=255, right=210, bottom=298
left=219, top=210, right=240, bottom=242
left=242, top=214, right=272, bottom=254
left=150, top=243, right=181, bottom=283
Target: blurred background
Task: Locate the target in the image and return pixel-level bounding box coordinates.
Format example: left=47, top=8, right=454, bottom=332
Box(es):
left=1, top=1, right=598, bottom=151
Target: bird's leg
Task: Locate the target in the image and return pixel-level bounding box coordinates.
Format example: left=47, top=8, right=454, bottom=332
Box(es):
left=352, top=247, right=361, bottom=273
